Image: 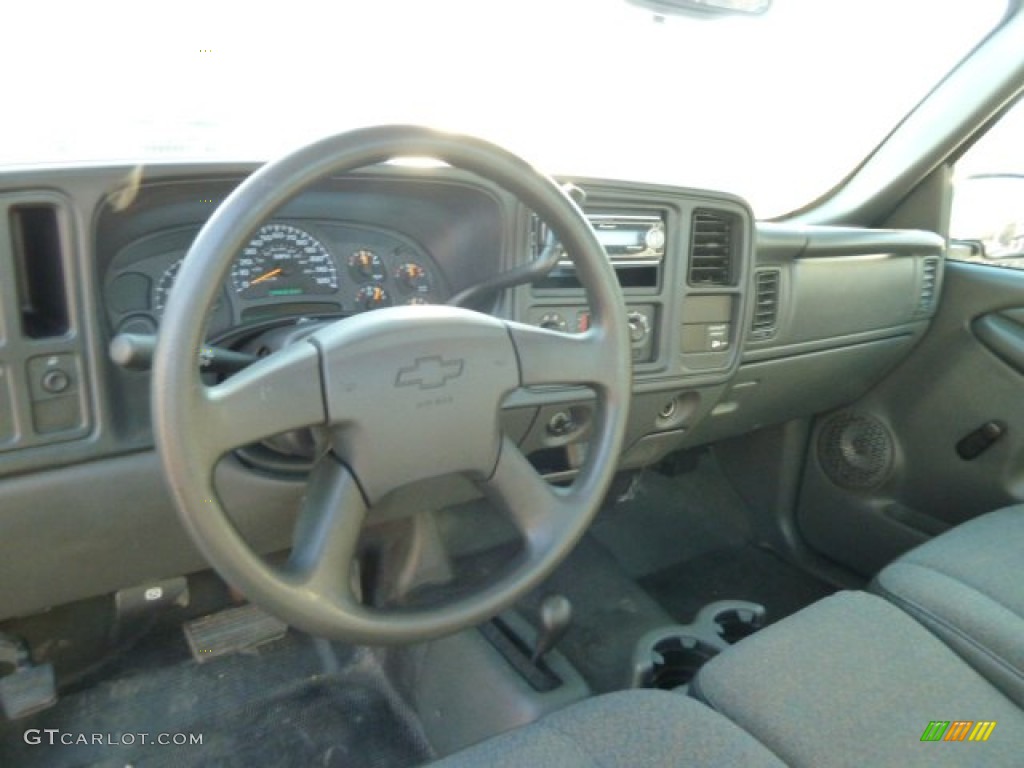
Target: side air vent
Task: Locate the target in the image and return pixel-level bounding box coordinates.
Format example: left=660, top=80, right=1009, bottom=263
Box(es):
left=688, top=209, right=736, bottom=287
left=750, top=269, right=780, bottom=340
left=915, top=257, right=940, bottom=317
left=9, top=204, right=70, bottom=338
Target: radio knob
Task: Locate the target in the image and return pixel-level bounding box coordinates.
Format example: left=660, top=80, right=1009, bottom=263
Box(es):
left=626, top=311, right=650, bottom=343
left=645, top=227, right=666, bottom=251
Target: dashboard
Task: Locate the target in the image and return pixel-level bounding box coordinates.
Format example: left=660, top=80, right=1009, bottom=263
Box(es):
left=0, top=165, right=947, bottom=472
left=0, top=160, right=946, bottom=619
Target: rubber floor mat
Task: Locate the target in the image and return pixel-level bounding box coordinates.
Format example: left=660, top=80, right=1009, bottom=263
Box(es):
left=0, top=632, right=431, bottom=768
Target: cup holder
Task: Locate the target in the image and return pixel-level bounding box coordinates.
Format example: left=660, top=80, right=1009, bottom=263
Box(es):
left=713, top=607, right=765, bottom=645
left=645, top=635, right=718, bottom=691
left=631, top=602, right=766, bottom=692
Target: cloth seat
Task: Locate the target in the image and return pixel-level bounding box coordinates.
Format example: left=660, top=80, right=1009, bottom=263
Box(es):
left=871, top=504, right=1024, bottom=707
left=692, top=591, right=1024, bottom=767
left=430, top=688, right=785, bottom=767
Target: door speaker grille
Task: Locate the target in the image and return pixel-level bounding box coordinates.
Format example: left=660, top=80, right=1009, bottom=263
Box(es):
left=817, top=412, right=893, bottom=490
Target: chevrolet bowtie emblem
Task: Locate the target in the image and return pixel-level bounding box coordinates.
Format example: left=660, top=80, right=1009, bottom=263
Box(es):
left=395, top=356, right=465, bottom=390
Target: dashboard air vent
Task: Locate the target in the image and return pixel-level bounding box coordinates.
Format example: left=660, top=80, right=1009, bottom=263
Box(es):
left=688, top=209, right=736, bottom=286
left=916, top=257, right=940, bottom=317
left=750, top=269, right=780, bottom=340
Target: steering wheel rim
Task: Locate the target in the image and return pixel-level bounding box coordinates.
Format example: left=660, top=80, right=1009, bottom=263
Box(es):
left=152, top=125, right=632, bottom=643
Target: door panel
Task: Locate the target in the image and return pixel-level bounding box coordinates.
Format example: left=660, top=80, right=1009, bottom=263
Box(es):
left=797, top=260, right=1024, bottom=576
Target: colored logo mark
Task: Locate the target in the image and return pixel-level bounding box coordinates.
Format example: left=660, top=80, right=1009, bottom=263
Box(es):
left=921, top=721, right=997, bottom=742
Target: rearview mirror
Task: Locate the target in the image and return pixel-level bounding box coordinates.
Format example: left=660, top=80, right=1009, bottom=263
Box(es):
left=627, top=0, right=771, bottom=18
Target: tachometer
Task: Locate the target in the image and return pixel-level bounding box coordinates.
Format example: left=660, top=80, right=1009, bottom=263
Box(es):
left=154, top=259, right=184, bottom=313
left=154, top=258, right=225, bottom=314
left=232, top=224, right=338, bottom=300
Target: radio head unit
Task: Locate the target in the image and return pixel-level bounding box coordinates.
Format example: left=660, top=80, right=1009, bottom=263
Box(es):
left=533, top=211, right=666, bottom=291
left=588, top=214, right=665, bottom=261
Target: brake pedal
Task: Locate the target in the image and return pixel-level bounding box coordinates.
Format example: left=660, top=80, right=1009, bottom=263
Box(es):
left=0, top=634, right=56, bottom=720
left=183, top=604, right=287, bottom=663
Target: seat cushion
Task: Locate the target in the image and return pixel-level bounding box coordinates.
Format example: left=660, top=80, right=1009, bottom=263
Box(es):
left=872, top=505, right=1024, bottom=707
left=430, top=689, right=785, bottom=767
left=693, top=591, right=1024, bottom=767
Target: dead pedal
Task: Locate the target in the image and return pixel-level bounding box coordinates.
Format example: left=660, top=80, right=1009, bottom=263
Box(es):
left=183, top=604, right=287, bottom=663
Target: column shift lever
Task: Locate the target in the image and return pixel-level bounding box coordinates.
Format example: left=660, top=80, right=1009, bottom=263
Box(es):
left=531, top=594, right=572, bottom=664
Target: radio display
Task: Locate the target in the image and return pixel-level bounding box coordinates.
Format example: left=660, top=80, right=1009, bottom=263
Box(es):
left=596, top=228, right=643, bottom=248
left=587, top=213, right=665, bottom=259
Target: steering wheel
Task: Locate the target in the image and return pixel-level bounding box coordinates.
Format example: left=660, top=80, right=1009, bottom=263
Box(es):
left=152, top=125, right=631, bottom=644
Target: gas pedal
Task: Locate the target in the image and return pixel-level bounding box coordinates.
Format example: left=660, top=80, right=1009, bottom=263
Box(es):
left=183, top=604, right=287, bottom=664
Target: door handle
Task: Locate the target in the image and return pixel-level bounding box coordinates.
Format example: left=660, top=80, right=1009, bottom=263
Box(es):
left=973, top=313, right=1024, bottom=375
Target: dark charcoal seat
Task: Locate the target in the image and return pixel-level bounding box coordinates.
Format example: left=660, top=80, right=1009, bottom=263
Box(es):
left=431, top=688, right=786, bottom=767
left=872, top=505, right=1024, bottom=708
left=692, top=591, right=1024, bottom=767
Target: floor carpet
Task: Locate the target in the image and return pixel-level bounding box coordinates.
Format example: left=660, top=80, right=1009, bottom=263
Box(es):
left=0, top=630, right=432, bottom=768
left=639, top=544, right=836, bottom=626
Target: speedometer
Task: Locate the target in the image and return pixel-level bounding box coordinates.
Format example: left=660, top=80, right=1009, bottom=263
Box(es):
left=231, top=224, right=338, bottom=300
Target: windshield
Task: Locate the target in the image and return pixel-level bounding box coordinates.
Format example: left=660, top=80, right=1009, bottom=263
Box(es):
left=1, top=0, right=1007, bottom=218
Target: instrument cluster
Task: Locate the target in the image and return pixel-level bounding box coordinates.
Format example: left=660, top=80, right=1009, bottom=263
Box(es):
left=103, top=221, right=446, bottom=339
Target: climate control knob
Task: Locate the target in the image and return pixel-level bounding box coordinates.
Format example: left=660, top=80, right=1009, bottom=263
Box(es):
left=539, top=312, right=568, bottom=332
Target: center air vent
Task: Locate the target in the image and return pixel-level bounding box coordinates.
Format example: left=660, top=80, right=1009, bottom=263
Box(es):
left=915, top=257, right=940, bottom=317
left=689, top=209, right=736, bottom=287
left=750, top=269, right=780, bottom=340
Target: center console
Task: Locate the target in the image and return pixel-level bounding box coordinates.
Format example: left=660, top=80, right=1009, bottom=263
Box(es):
left=526, top=211, right=664, bottom=364
left=517, top=181, right=753, bottom=385
left=511, top=179, right=755, bottom=475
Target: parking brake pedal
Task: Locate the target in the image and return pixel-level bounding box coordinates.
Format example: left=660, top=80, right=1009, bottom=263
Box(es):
left=183, top=604, right=287, bottom=663
left=0, top=634, right=56, bottom=720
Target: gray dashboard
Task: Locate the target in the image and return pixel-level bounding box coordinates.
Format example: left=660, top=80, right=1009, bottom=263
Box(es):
left=0, top=161, right=946, bottom=619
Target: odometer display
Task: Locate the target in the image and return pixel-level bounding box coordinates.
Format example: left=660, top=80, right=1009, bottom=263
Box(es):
left=231, top=224, right=338, bottom=299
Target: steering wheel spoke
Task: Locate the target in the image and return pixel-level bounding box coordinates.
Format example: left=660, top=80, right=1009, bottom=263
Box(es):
left=506, top=321, right=619, bottom=390
left=480, top=437, right=576, bottom=553
left=283, top=455, right=367, bottom=606
left=197, top=340, right=326, bottom=461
